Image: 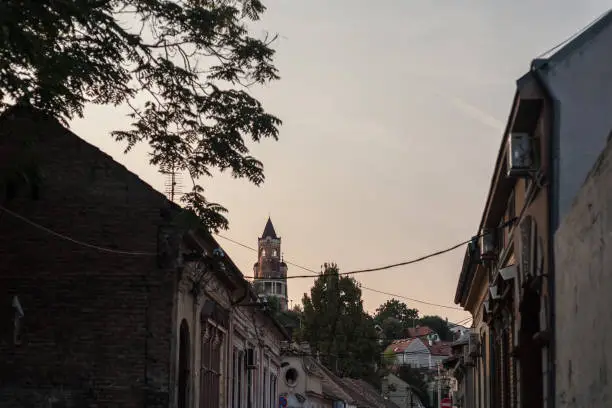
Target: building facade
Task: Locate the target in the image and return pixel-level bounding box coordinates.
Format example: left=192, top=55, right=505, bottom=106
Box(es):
left=0, top=106, right=289, bottom=408
left=453, top=9, right=612, bottom=408
left=253, top=218, right=288, bottom=311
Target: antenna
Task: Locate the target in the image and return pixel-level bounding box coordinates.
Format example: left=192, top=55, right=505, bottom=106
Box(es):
left=161, top=163, right=183, bottom=202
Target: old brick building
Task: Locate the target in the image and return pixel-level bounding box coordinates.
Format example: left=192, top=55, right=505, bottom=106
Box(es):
left=0, top=106, right=288, bottom=408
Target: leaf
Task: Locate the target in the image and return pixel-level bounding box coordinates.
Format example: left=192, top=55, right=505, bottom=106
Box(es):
left=0, top=0, right=281, bottom=227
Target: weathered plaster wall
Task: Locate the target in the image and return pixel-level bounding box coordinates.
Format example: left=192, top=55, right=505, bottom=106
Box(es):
left=555, top=138, right=612, bottom=408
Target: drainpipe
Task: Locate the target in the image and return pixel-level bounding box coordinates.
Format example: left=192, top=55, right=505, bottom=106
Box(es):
left=531, top=65, right=558, bottom=408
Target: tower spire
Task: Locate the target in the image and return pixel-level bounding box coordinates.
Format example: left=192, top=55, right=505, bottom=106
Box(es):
left=261, top=217, right=278, bottom=239
left=253, top=217, right=288, bottom=311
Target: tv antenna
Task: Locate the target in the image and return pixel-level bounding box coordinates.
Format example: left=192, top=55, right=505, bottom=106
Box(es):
left=161, top=163, right=183, bottom=202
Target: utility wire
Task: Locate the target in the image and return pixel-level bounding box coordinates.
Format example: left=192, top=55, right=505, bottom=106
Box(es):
left=0, top=206, right=156, bottom=256
left=216, top=234, right=468, bottom=312
left=0, top=204, right=475, bottom=314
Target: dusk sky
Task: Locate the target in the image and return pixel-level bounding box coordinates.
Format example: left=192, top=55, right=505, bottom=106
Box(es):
left=70, top=0, right=609, bottom=324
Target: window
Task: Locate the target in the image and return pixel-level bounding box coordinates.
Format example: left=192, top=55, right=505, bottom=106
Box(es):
left=273, top=249, right=277, bottom=257
left=270, top=374, right=277, bottom=408
left=232, top=347, right=239, bottom=408
left=285, top=368, right=298, bottom=386
left=263, top=368, right=268, bottom=408
left=201, top=318, right=226, bottom=408
left=233, top=348, right=241, bottom=408
left=238, top=351, right=244, bottom=408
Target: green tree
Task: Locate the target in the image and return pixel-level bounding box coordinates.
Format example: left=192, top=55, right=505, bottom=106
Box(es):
left=265, top=296, right=281, bottom=314
left=0, top=0, right=281, bottom=231
left=374, top=299, right=419, bottom=345
left=417, top=315, right=453, bottom=342
left=301, top=263, right=379, bottom=384
left=375, top=299, right=419, bottom=324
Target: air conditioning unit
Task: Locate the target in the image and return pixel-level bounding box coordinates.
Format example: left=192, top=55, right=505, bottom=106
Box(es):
left=507, top=133, right=538, bottom=177
left=479, top=229, right=496, bottom=261
left=489, top=285, right=501, bottom=300
left=246, top=348, right=258, bottom=369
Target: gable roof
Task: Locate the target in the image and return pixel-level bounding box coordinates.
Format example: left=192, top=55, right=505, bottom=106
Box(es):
left=0, top=105, right=291, bottom=340
left=313, top=360, right=356, bottom=403
left=406, top=326, right=433, bottom=338
left=384, top=338, right=416, bottom=355
left=341, top=378, right=390, bottom=408
left=537, top=9, right=612, bottom=67
left=261, top=217, right=278, bottom=239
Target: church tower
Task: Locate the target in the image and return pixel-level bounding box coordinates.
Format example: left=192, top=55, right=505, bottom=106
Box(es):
left=253, top=217, right=288, bottom=311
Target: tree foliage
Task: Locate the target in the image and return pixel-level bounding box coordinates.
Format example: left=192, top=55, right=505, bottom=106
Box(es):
left=0, top=0, right=281, bottom=231
left=300, top=263, right=379, bottom=384
left=374, top=298, right=419, bottom=346
left=375, top=299, right=419, bottom=324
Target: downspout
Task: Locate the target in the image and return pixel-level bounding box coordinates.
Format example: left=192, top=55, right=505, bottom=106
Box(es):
left=531, top=65, right=558, bottom=408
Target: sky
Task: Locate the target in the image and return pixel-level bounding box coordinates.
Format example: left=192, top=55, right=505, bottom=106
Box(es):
left=70, top=0, right=610, bottom=325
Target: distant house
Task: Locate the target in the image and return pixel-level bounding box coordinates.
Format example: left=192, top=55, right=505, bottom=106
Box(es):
left=385, top=336, right=451, bottom=370
left=405, top=326, right=436, bottom=340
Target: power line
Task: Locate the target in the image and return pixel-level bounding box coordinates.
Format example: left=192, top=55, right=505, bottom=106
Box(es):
left=237, top=237, right=473, bottom=280
left=0, top=206, right=156, bottom=256
left=216, top=234, right=468, bottom=312
left=0, top=204, right=473, bottom=313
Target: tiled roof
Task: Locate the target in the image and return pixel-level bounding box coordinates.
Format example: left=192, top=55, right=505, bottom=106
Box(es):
left=384, top=338, right=415, bottom=354
left=406, top=326, right=433, bottom=338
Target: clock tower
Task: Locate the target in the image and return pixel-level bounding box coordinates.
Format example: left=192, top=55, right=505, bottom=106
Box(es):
left=253, top=217, right=288, bottom=311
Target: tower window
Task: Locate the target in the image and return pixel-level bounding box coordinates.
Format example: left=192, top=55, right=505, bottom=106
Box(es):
left=273, top=250, right=277, bottom=257
left=261, top=249, right=266, bottom=257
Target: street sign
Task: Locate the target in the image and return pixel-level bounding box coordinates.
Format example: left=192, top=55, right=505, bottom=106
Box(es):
left=440, top=397, right=452, bottom=408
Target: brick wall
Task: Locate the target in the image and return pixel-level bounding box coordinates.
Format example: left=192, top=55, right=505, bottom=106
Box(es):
left=0, top=107, right=176, bottom=408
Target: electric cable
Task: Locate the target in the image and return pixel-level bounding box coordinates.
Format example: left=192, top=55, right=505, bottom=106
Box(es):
left=0, top=204, right=472, bottom=312
left=0, top=204, right=478, bottom=316
left=216, top=233, right=472, bottom=312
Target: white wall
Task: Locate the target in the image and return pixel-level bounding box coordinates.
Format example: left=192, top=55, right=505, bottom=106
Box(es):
left=540, top=15, right=612, bottom=223
left=400, top=339, right=430, bottom=368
